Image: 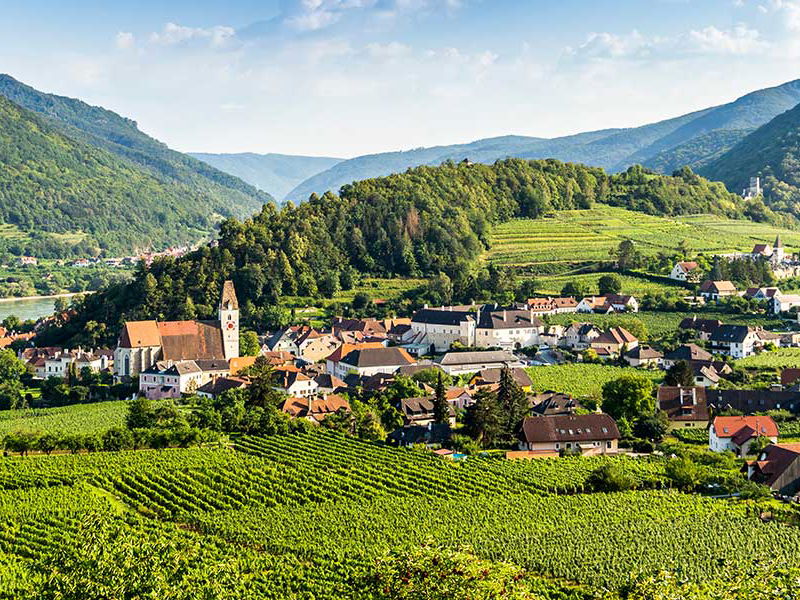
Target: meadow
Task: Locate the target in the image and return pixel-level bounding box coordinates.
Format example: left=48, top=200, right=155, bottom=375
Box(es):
left=488, top=205, right=800, bottom=269
left=0, top=431, right=795, bottom=598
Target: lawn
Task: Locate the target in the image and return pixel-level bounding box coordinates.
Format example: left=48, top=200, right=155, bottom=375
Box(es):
left=525, top=363, right=663, bottom=399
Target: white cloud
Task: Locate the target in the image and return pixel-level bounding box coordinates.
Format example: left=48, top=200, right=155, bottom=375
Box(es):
left=686, top=24, right=766, bottom=54
left=366, top=41, right=411, bottom=59
left=149, top=23, right=235, bottom=47
left=115, top=32, right=135, bottom=50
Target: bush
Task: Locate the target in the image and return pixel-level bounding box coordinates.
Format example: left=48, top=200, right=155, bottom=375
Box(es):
left=588, top=464, right=636, bottom=492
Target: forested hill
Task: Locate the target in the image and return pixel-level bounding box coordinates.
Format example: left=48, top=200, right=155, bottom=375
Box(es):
left=701, top=102, right=800, bottom=220
left=38, top=158, right=770, bottom=347
left=0, top=75, right=270, bottom=249
left=0, top=94, right=261, bottom=257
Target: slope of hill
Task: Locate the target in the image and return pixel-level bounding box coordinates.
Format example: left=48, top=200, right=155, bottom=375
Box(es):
left=701, top=102, right=800, bottom=219
left=0, top=75, right=270, bottom=219
left=0, top=95, right=242, bottom=257
left=189, top=152, right=342, bottom=200
left=286, top=79, right=800, bottom=202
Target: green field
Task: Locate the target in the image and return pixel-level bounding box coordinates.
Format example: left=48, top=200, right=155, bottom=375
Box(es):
left=489, top=205, right=800, bottom=268
left=0, top=401, right=129, bottom=435
left=736, top=348, right=800, bottom=369
left=526, top=363, right=663, bottom=399
left=0, top=431, right=795, bottom=598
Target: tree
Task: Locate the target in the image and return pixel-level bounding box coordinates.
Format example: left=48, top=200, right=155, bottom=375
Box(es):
left=496, top=367, right=529, bottom=443
left=561, top=280, right=587, bottom=298
left=102, top=427, right=134, bottom=451
left=36, top=433, right=59, bottom=455
left=587, top=464, right=635, bottom=492
left=633, top=412, right=669, bottom=442
left=239, top=330, right=260, bottom=357
left=601, top=374, right=654, bottom=422
left=126, top=397, right=157, bottom=429
left=598, top=273, right=622, bottom=295
left=613, top=239, right=640, bottom=271
left=664, top=360, right=695, bottom=387
left=665, top=457, right=700, bottom=491
left=464, top=389, right=503, bottom=447
left=433, top=372, right=449, bottom=424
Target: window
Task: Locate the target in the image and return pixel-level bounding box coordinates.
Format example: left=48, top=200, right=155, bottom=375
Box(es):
left=566, top=443, right=572, bottom=449
left=606, top=441, right=612, bottom=448
left=555, top=443, right=560, bottom=449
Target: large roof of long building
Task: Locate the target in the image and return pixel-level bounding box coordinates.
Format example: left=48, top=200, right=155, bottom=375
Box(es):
left=159, top=320, right=226, bottom=361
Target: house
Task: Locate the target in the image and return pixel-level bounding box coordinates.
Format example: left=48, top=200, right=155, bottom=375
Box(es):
left=692, top=363, right=723, bottom=387
left=399, top=397, right=455, bottom=427
left=281, top=395, right=350, bottom=424
left=624, top=345, right=663, bottom=368
left=678, top=317, right=722, bottom=341
left=772, top=294, right=800, bottom=314
left=670, top=261, right=701, bottom=282
left=334, top=347, right=416, bottom=378
left=445, top=387, right=474, bottom=410
left=297, top=334, right=341, bottom=364
left=576, top=295, right=639, bottom=314
left=387, top=423, right=452, bottom=447
left=526, top=297, right=579, bottom=315
left=325, top=342, right=385, bottom=378
left=552, top=297, right=580, bottom=313
left=41, top=348, right=111, bottom=379
left=750, top=235, right=786, bottom=265
left=744, top=287, right=781, bottom=301
left=474, top=309, right=544, bottom=350
left=590, top=327, right=638, bottom=357
left=438, top=350, right=522, bottom=376
left=657, top=386, right=710, bottom=430
left=469, top=367, right=533, bottom=392
left=529, top=391, right=583, bottom=416
left=114, top=281, right=239, bottom=379
left=746, top=443, right=800, bottom=496
left=139, top=360, right=205, bottom=399
left=196, top=376, right=250, bottom=399
left=274, top=368, right=318, bottom=398
left=662, top=344, right=713, bottom=368
left=409, top=306, right=479, bottom=352
left=517, top=414, right=619, bottom=455
left=706, top=389, right=800, bottom=414
left=709, top=324, right=758, bottom=358
left=781, top=368, right=800, bottom=387
left=698, top=280, right=737, bottom=301
left=561, top=323, right=602, bottom=350
left=313, top=373, right=347, bottom=395
left=709, top=415, right=778, bottom=455
left=754, top=328, right=783, bottom=347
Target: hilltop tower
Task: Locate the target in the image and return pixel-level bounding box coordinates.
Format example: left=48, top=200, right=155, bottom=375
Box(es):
left=219, top=280, right=239, bottom=360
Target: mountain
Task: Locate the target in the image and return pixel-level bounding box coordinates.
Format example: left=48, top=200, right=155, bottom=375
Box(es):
left=700, top=102, right=800, bottom=219
left=189, top=152, right=342, bottom=200
left=0, top=92, right=264, bottom=258
left=286, top=80, right=800, bottom=202
left=0, top=75, right=271, bottom=234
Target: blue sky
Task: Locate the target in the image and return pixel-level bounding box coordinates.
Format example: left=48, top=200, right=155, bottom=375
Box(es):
left=2, top=0, right=799, bottom=157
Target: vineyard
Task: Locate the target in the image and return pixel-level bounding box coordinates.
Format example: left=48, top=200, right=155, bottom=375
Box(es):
left=525, top=364, right=662, bottom=398
left=488, top=206, right=800, bottom=269
left=736, top=347, right=800, bottom=369
left=0, top=430, right=794, bottom=597
left=0, top=400, right=129, bottom=436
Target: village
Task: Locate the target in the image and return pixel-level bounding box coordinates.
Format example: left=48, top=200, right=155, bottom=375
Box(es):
left=9, top=233, right=800, bottom=501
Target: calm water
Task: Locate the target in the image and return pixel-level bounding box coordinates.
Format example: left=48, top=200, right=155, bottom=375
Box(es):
left=0, top=296, right=60, bottom=322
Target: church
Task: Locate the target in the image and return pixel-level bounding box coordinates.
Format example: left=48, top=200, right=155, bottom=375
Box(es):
left=114, top=280, right=240, bottom=384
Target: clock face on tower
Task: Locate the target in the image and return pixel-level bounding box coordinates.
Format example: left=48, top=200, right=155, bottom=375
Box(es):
left=226, top=321, right=235, bottom=330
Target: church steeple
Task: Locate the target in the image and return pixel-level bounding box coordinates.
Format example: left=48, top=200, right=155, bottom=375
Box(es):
left=775, top=234, right=783, bottom=249
left=219, top=280, right=239, bottom=360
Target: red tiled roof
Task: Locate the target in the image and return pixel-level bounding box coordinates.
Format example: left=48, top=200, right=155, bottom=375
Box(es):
left=713, top=415, right=778, bottom=440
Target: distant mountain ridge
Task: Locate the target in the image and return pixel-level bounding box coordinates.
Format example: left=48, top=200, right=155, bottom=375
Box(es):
left=0, top=74, right=271, bottom=217
left=0, top=74, right=272, bottom=257
left=284, top=79, right=800, bottom=202
left=701, top=101, right=800, bottom=220
left=189, top=152, right=342, bottom=200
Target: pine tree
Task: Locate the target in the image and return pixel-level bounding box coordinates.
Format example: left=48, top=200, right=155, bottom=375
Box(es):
left=433, top=371, right=449, bottom=424
left=496, top=366, right=530, bottom=443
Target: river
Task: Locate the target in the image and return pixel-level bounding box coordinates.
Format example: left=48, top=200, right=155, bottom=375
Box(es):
left=0, top=294, right=79, bottom=322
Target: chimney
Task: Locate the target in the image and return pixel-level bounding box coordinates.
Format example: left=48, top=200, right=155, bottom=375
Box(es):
left=503, top=310, right=507, bottom=320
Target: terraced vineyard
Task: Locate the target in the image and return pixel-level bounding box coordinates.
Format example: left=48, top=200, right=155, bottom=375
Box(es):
left=0, top=431, right=797, bottom=598
left=736, top=347, right=800, bottom=369
left=0, top=400, right=129, bottom=435
left=489, top=205, right=799, bottom=269
left=525, top=364, right=663, bottom=399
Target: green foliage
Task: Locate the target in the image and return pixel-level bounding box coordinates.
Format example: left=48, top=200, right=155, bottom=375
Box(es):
left=587, top=464, right=635, bottom=492
left=601, top=375, right=655, bottom=422
left=665, top=360, right=695, bottom=387
left=527, top=364, right=662, bottom=400
left=239, top=330, right=260, bottom=357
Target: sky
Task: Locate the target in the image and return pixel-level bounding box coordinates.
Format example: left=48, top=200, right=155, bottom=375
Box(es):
left=2, top=0, right=800, bottom=157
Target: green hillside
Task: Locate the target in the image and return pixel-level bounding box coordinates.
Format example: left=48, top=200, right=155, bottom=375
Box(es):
left=0, top=95, right=252, bottom=257
left=701, top=101, right=800, bottom=219
left=37, top=157, right=769, bottom=347
left=286, top=79, right=800, bottom=201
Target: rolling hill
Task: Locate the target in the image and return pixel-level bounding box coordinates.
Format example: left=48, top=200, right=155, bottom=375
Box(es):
left=701, top=101, right=800, bottom=219
left=189, top=152, right=342, bottom=200
left=0, top=93, right=256, bottom=258
left=285, top=79, right=800, bottom=202
left=0, top=75, right=271, bottom=234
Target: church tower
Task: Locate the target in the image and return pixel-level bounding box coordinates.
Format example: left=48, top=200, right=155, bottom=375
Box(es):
left=219, top=280, right=240, bottom=360
left=774, top=234, right=785, bottom=264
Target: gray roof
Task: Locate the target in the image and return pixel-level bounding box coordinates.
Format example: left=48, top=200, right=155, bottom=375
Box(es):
left=439, top=351, right=518, bottom=366
left=412, top=308, right=473, bottom=326
left=340, top=347, right=415, bottom=368
left=477, top=310, right=543, bottom=330
left=710, top=324, right=752, bottom=343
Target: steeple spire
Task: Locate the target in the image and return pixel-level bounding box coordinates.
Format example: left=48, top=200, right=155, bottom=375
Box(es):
left=775, top=234, right=783, bottom=249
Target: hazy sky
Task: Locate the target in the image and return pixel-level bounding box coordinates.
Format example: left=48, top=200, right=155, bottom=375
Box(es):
left=2, top=0, right=800, bottom=157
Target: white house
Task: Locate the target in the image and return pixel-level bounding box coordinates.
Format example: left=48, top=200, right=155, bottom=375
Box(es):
left=709, top=325, right=759, bottom=358
left=709, top=415, right=778, bottom=455
left=438, top=350, right=523, bottom=376
left=576, top=295, right=638, bottom=314
left=699, top=280, right=737, bottom=301
left=561, top=323, right=602, bottom=350
left=670, top=261, right=701, bottom=282
left=334, top=347, right=416, bottom=378
left=274, top=369, right=318, bottom=398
